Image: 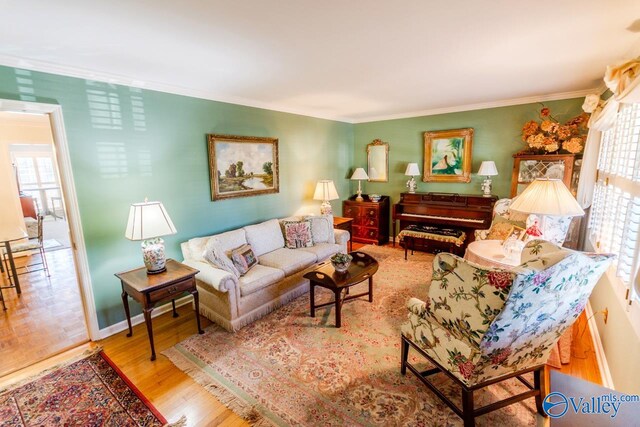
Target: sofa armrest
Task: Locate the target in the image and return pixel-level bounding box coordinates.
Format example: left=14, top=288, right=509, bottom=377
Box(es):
left=181, top=259, right=238, bottom=293
left=334, top=228, right=350, bottom=245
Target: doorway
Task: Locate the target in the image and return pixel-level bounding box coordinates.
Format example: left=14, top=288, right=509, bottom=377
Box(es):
left=0, top=108, right=92, bottom=376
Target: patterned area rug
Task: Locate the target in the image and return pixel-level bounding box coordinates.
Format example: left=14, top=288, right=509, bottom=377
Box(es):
left=0, top=349, right=169, bottom=427
left=164, top=246, right=537, bottom=426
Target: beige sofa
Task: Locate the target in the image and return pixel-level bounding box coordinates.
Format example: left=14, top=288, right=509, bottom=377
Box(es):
left=181, top=216, right=349, bottom=331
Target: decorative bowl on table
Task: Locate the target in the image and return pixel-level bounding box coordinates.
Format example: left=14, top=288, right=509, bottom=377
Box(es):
left=369, top=194, right=381, bottom=202
left=330, top=252, right=353, bottom=273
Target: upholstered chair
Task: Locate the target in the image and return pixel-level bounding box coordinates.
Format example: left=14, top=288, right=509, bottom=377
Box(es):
left=400, top=240, right=613, bottom=427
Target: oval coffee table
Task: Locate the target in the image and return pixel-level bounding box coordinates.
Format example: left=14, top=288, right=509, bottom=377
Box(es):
left=303, top=251, right=378, bottom=327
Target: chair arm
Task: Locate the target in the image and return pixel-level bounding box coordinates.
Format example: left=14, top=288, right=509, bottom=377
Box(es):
left=474, top=229, right=489, bottom=240
left=407, top=297, right=431, bottom=318
left=181, top=259, right=238, bottom=293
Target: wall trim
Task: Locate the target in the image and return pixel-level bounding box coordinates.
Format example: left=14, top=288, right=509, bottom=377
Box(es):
left=0, top=99, right=100, bottom=341
left=0, top=54, right=597, bottom=124
left=96, top=295, right=193, bottom=340
left=585, top=301, right=615, bottom=389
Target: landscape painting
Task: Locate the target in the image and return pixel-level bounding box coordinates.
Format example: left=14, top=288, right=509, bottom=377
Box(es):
left=423, top=128, right=473, bottom=182
left=208, top=134, right=279, bottom=200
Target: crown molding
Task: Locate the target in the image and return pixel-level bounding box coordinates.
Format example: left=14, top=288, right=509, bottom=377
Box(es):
left=0, top=54, right=596, bottom=124
left=0, top=54, right=353, bottom=123
left=351, top=89, right=597, bottom=124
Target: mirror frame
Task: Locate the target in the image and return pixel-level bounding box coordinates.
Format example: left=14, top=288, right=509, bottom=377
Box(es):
left=367, top=139, right=389, bottom=182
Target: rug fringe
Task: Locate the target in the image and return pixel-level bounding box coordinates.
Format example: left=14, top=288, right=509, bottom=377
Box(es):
left=162, top=347, right=273, bottom=426
left=164, top=415, right=187, bottom=427
left=0, top=345, right=103, bottom=394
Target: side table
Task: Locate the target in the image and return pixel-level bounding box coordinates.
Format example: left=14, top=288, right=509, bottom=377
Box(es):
left=115, top=259, right=204, bottom=361
left=333, top=216, right=354, bottom=251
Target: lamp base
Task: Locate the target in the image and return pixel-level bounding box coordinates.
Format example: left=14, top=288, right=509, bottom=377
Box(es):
left=481, top=178, right=492, bottom=197
left=320, top=200, right=333, bottom=215
left=406, top=177, right=417, bottom=193
left=141, top=237, right=167, bottom=274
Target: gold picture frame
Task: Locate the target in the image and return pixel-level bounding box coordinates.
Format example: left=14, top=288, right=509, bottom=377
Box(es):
left=207, top=134, right=279, bottom=201
left=423, top=128, right=474, bottom=183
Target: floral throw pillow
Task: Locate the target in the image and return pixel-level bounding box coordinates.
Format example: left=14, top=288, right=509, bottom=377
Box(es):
left=283, top=220, right=314, bottom=249
left=229, top=244, right=258, bottom=276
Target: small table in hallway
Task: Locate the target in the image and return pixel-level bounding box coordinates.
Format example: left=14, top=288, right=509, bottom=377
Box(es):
left=116, top=259, right=204, bottom=361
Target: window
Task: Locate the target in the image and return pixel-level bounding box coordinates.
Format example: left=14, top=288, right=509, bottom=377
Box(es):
left=589, top=103, right=640, bottom=298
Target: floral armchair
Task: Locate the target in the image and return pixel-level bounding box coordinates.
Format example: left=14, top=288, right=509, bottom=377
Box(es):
left=400, top=240, right=613, bottom=426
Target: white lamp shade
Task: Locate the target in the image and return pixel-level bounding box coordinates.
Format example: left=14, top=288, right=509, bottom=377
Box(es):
left=404, top=163, right=421, bottom=176
left=125, top=201, right=177, bottom=241
left=350, top=167, right=369, bottom=180
left=477, top=161, right=498, bottom=176
left=509, top=179, right=585, bottom=217
left=313, top=180, right=339, bottom=201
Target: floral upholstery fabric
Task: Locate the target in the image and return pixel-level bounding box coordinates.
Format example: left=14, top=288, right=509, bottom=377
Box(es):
left=402, top=240, right=614, bottom=387
left=475, top=198, right=528, bottom=240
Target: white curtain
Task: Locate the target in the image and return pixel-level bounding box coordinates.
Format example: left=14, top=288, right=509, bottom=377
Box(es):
left=576, top=57, right=640, bottom=209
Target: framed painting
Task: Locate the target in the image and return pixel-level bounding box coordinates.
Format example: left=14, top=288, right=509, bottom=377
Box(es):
left=423, top=128, right=473, bottom=183
left=207, top=134, right=279, bottom=201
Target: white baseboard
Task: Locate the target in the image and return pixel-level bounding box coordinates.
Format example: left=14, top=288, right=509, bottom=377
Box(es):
left=96, top=296, right=193, bottom=340
left=585, top=301, right=615, bottom=389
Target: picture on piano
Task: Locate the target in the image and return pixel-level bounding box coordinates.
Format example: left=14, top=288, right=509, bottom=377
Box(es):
left=423, top=128, right=473, bottom=183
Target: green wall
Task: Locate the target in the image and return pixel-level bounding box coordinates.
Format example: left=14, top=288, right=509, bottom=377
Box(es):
left=353, top=98, right=584, bottom=202
left=0, top=65, right=353, bottom=328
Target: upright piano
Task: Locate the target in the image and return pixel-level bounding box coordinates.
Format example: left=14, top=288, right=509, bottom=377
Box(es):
left=393, top=192, right=497, bottom=253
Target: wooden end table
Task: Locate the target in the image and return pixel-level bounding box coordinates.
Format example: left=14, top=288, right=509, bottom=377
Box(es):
left=115, top=259, right=204, bottom=361
left=303, top=251, right=378, bottom=327
left=333, top=216, right=353, bottom=251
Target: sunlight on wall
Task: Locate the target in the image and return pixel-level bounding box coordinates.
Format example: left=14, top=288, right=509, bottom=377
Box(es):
left=86, top=81, right=123, bottom=130
left=129, top=88, right=147, bottom=132
left=14, top=69, right=36, bottom=102
left=96, top=142, right=128, bottom=178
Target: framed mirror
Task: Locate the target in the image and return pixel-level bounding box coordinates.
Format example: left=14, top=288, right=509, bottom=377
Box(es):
left=367, top=139, right=389, bottom=182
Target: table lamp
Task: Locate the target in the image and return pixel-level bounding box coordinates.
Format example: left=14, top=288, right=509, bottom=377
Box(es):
left=404, top=163, right=420, bottom=193
left=313, top=180, right=339, bottom=215
left=509, top=178, right=584, bottom=242
left=477, top=161, right=498, bottom=197
left=125, top=200, right=177, bottom=274
left=350, top=168, right=369, bottom=202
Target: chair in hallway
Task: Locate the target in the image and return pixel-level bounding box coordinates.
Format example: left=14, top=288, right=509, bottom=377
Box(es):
left=2, top=215, right=51, bottom=287
left=400, top=240, right=614, bottom=426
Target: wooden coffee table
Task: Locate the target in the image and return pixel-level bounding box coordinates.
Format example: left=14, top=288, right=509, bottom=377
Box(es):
left=303, top=251, right=378, bottom=327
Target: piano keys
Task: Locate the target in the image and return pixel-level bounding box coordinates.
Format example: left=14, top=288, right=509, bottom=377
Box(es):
left=393, top=192, right=497, bottom=253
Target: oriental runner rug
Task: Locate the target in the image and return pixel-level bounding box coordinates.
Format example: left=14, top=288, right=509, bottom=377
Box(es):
left=164, top=246, right=538, bottom=426
left=0, top=348, right=177, bottom=427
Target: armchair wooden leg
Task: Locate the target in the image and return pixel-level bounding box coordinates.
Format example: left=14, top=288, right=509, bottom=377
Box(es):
left=534, top=365, right=550, bottom=417
left=400, top=336, right=409, bottom=375
left=462, top=388, right=475, bottom=427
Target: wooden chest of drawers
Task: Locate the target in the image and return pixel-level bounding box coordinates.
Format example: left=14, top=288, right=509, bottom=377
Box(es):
left=342, top=195, right=390, bottom=245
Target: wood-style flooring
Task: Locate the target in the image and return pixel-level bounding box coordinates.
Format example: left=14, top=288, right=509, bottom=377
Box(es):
left=0, top=243, right=602, bottom=426
left=0, top=247, right=88, bottom=377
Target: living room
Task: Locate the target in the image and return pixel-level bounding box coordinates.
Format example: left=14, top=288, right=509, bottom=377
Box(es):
left=1, top=2, right=640, bottom=426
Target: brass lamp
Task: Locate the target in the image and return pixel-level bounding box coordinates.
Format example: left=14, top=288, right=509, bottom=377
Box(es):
left=350, top=168, right=369, bottom=202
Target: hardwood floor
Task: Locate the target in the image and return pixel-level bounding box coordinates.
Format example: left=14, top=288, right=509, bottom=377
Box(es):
left=0, top=243, right=602, bottom=426
left=0, top=247, right=88, bottom=377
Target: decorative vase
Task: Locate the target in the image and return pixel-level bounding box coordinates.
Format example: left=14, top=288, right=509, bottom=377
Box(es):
left=331, top=260, right=351, bottom=273
left=141, top=237, right=167, bottom=274
left=502, top=235, right=524, bottom=263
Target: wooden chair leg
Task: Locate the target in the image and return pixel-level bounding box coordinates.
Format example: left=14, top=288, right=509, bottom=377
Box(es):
left=462, top=388, right=475, bottom=427
left=534, top=365, right=549, bottom=416
left=400, top=336, right=409, bottom=375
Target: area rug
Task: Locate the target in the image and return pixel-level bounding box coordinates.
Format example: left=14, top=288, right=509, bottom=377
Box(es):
left=0, top=348, right=173, bottom=427
left=164, top=246, right=538, bottom=426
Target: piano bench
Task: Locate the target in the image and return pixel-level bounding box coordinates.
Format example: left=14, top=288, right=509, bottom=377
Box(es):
left=398, top=225, right=466, bottom=260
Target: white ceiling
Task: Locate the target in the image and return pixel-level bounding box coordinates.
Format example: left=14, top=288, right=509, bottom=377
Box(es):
left=1, top=1, right=639, bottom=123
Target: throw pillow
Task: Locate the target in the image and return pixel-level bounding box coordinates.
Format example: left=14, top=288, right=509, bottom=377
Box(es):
left=202, top=238, right=240, bottom=278
left=486, top=222, right=515, bottom=241
left=229, top=244, right=258, bottom=275
left=303, top=214, right=335, bottom=244
left=283, top=220, right=314, bottom=249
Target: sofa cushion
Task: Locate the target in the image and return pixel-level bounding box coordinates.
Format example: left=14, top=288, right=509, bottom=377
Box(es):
left=229, top=244, right=258, bottom=275
left=258, top=248, right=317, bottom=275
left=303, top=214, right=335, bottom=244
left=203, top=237, right=240, bottom=278
left=283, top=220, right=313, bottom=249
left=239, top=264, right=286, bottom=297
left=298, top=243, right=341, bottom=262
left=188, top=236, right=213, bottom=262
left=244, top=219, right=285, bottom=257
left=214, top=228, right=248, bottom=253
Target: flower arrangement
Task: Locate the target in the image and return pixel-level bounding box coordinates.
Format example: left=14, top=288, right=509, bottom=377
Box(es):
left=330, top=252, right=353, bottom=273
left=521, top=106, right=590, bottom=154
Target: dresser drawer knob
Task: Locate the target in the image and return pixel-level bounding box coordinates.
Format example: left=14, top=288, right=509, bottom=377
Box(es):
left=169, top=286, right=178, bottom=294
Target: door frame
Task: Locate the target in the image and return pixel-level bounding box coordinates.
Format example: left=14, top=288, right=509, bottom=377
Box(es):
left=0, top=99, right=99, bottom=340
